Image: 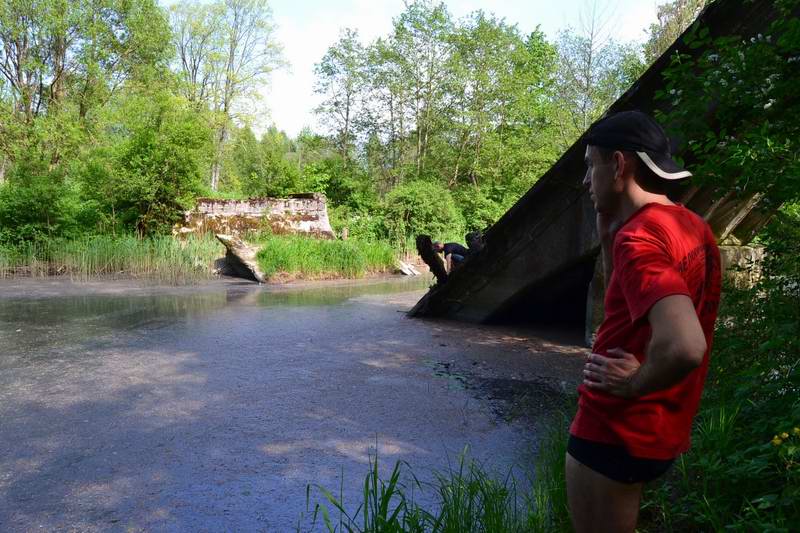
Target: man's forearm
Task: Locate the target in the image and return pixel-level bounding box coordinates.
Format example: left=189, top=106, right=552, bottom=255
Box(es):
left=626, top=338, right=699, bottom=397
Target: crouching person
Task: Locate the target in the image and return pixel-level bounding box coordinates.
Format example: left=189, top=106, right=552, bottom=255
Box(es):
left=433, top=241, right=470, bottom=272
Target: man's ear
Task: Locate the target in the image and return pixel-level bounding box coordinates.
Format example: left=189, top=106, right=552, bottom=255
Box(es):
left=612, top=151, right=627, bottom=189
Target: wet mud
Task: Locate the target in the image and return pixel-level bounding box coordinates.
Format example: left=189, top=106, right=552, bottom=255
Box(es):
left=0, top=277, right=584, bottom=531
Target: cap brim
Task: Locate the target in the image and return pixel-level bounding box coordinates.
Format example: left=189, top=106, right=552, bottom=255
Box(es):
left=636, top=151, right=692, bottom=180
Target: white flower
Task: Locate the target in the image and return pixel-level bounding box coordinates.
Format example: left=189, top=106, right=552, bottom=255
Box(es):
left=764, top=99, right=775, bottom=109
left=708, top=53, right=720, bottom=62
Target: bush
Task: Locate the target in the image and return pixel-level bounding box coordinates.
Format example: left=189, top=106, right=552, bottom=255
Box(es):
left=328, top=205, right=388, bottom=241
left=637, top=9, right=800, bottom=528
left=453, top=186, right=507, bottom=233
left=76, top=92, right=213, bottom=236
left=254, top=235, right=395, bottom=280
left=384, top=180, right=465, bottom=250
left=0, top=163, right=102, bottom=244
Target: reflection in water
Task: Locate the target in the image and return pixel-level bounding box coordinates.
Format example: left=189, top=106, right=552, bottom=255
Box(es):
left=0, top=292, right=230, bottom=369
left=251, top=277, right=432, bottom=307
left=0, top=276, right=432, bottom=368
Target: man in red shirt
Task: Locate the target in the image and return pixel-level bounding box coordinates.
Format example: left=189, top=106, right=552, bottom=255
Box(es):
left=567, top=111, right=721, bottom=532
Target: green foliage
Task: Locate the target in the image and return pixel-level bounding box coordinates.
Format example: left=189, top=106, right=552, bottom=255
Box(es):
left=329, top=205, right=387, bottom=242
left=643, top=0, right=708, bottom=63
left=452, top=186, right=506, bottom=233
left=229, top=125, right=301, bottom=197
left=383, top=180, right=465, bottom=248
left=307, top=431, right=573, bottom=533
left=79, top=91, right=213, bottom=235
left=0, top=163, right=102, bottom=244
left=0, top=0, right=171, bottom=121
left=639, top=12, right=800, bottom=523
left=0, top=234, right=221, bottom=284
left=254, top=235, right=395, bottom=280
left=656, top=7, right=800, bottom=207
left=1, top=0, right=649, bottom=258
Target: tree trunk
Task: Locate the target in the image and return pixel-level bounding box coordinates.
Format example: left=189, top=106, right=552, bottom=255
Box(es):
left=210, top=121, right=227, bottom=191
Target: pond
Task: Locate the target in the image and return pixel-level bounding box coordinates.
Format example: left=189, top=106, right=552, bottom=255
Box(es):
left=0, top=277, right=584, bottom=531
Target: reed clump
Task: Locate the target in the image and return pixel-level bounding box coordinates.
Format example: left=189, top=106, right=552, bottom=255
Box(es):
left=306, top=423, right=573, bottom=533
left=254, top=235, right=396, bottom=280
left=0, top=234, right=221, bottom=284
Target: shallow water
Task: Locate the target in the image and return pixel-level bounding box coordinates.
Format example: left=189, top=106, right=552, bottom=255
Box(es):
left=0, top=276, right=583, bottom=531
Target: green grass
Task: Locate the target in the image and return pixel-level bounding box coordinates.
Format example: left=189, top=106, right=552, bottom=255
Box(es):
left=0, top=234, right=222, bottom=284
left=305, top=418, right=573, bottom=533
left=254, top=235, right=397, bottom=280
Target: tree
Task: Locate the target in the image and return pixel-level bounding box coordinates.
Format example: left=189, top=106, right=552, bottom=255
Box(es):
left=390, top=1, right=453, bottom=178
left=0, top=0, right=170, bottom=119
left=83, top=91, right=214, bottom=235
left=384, top=180, right=464, bottom=248
left=445, top=14, right=558, bottom=194
left=209, top=0, right=283, bottom=191
left=170, top=1, right=224, bottom=108
left=170, top=0, right=283, bottom=191
left=552, top=1, right=643, bottom=147
left=644, top=0, right=708, bottom=63
left=314, top=28, right=366, bottom=162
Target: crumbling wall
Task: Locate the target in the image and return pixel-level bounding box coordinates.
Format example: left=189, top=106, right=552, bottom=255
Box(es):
left=178, top=193, right=335, bottom=238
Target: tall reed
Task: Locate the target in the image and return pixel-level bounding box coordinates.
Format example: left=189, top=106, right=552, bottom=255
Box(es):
left=255, top=235, right=396, bottom=280
left=305, top=425, right=574, bottom=533
left=0, top=234, right=221, bottom=284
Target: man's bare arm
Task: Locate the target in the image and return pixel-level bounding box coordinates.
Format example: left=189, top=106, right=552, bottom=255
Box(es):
left=583, top=294, right=707, bottom=397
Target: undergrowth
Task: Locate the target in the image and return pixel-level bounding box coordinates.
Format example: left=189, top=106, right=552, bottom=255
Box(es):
left=254, top=235, right=396, bottom=280
left=304, top=413, right=573, bottom=532
left=0, top=234, right=221, bottom=284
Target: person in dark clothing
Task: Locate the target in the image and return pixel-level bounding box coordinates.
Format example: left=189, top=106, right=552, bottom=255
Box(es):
left=465, top=230, right=485, bottom=253
left=433, top=241, right=469, bottom=271
left=416, top=235, right=448, bottom=284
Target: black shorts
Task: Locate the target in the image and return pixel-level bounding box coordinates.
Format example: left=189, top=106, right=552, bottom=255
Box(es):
left=567, top=435, right=674, bottom=484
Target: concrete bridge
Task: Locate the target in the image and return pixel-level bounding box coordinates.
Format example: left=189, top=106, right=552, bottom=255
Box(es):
left=409, top=0, right=783, bottom=344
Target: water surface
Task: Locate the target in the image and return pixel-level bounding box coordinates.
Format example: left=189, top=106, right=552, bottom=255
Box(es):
left=0, top=277, right=582, bottom=531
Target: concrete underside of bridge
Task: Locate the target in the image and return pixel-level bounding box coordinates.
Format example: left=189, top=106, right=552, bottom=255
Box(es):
left=409, top=0, right=790, bottom=345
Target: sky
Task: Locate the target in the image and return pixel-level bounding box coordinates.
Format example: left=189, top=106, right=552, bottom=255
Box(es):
left=168, top=0, right=666, bottom=137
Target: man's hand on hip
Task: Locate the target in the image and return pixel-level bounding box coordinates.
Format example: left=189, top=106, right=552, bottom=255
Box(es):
left=583, top=348, right=640, bottom=398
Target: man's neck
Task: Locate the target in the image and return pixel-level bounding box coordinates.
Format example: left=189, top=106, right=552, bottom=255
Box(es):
left=617, top=190, right=674, bottom=223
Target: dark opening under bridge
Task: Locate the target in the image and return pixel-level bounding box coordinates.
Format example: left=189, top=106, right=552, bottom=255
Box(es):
left=409, top=0, right=788, bottom=344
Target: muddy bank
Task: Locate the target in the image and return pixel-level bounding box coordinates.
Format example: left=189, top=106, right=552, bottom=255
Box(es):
left=0, top=277, right=584, bottom=531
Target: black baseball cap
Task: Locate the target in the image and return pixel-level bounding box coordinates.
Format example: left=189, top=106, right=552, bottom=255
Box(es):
left=585, top=111, right=692, bottom=180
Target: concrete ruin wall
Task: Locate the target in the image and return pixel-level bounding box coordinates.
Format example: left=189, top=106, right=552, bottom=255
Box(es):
left=178, top=193, right=335, bottom=239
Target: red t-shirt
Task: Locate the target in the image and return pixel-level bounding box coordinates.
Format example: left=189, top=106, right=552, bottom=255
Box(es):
left=570, top=203, right=721, bottom=460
